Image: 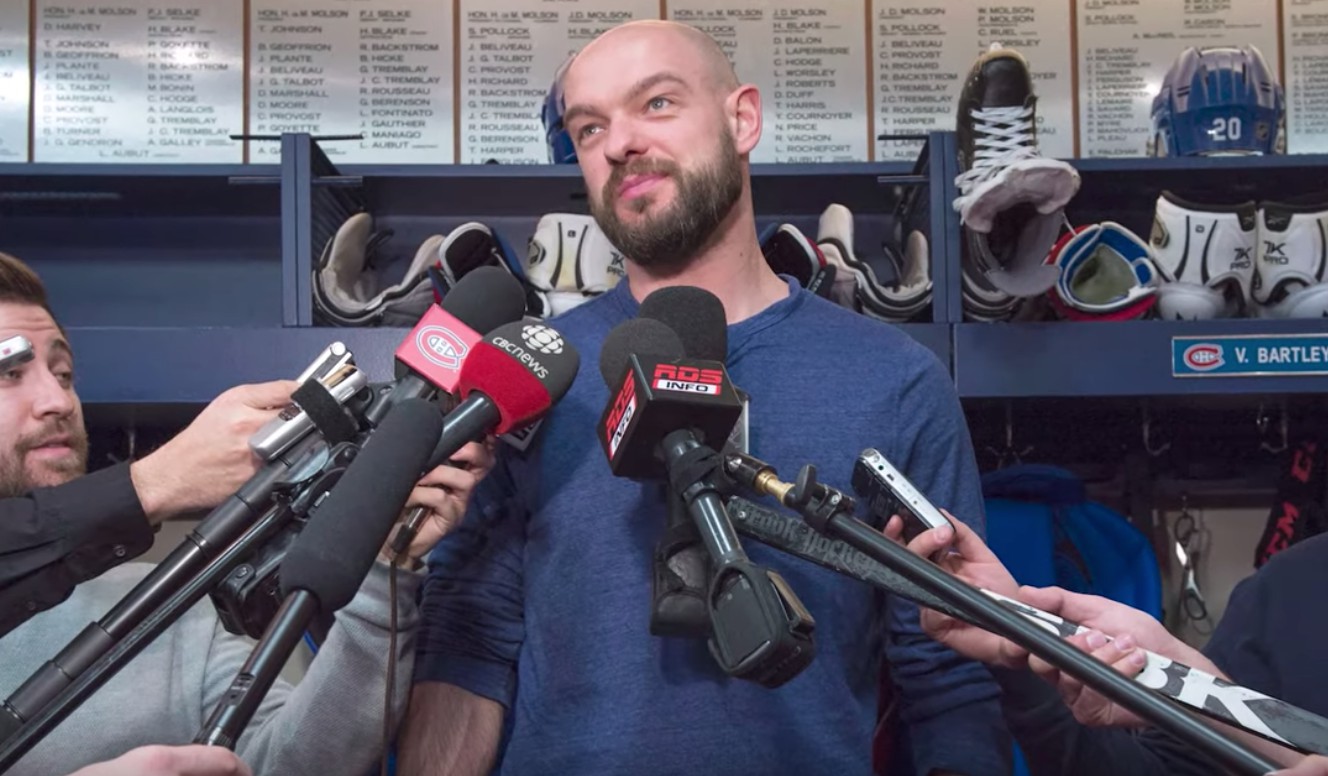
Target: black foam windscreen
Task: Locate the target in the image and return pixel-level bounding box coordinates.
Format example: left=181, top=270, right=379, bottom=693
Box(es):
left=598, top=318, right=686, bottom=387
left=280, top=398, right=443, bottom=611
left=443, top=265, right=528, bottom=335
left=638, top=285, right=727, bottom=361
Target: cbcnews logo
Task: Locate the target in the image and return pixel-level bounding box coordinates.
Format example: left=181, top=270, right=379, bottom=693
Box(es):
left=651, top=364, right=723, bottom=395
left=1182, top=343, right=1225, bottom=372
left=522, top=324, right=563, bottom=355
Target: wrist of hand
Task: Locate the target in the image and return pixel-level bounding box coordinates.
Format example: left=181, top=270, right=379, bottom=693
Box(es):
left=377, top=530, right=426, bottom=571
left=129, top=452, right=180, bottom=525
left=378, top=550, right=425, bottom=571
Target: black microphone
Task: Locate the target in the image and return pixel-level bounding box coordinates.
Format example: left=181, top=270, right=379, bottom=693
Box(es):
left=196, top=398, right=443, bottom=748
left=598, top=317, right=742, bottom=481
left=366, top=266, right=527, bottom=427
left=638, top=285, right=728, bottom=361
left=597, top=318, right=815, bottom=688
left=638, top=285, right=752, bottom=454
left=635, top=287, right=741, bottom=636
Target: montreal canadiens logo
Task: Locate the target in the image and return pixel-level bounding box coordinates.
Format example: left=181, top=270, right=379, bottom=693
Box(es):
left=1183, top=343, right=1224, bottom=372
left=417, top=325, right=468, bottom=370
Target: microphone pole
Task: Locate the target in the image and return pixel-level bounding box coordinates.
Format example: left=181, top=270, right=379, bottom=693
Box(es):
left=730, top=458, right=1283, bottom=776
left=194, top=589, right=320, bottom=749
left=195, top=399, right=443, bottom=749
left=0, top=430, right=332, bottom=743
left=0, top=493, right=306, bottom=770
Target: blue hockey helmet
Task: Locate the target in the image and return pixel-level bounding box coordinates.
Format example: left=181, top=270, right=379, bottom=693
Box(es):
left=541, top=54, right=578, bottom=164
left=1150, top=45, right=1284, bottom=157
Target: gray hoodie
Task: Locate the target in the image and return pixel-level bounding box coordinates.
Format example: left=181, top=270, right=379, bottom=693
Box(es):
left=0, top=560, right=423, bottom=776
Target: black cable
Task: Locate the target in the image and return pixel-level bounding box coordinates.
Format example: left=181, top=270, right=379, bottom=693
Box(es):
left=381, top=558, right=399, bottom=776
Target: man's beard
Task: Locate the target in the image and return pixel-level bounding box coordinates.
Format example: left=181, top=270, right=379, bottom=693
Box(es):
left=591, top=130, right=744, bottom=274
left=0, top=423, right=89, bottom=498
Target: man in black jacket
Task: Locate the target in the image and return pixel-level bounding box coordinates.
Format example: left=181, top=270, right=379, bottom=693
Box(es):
left=0, top=251, right=297, bottom=637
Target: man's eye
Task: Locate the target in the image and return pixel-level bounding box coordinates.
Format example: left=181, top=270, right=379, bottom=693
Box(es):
left=648, top=97, right=671, bottom=110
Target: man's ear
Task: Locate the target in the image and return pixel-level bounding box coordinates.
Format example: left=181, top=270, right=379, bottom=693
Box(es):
left=726, top=84, right=762, bottom=156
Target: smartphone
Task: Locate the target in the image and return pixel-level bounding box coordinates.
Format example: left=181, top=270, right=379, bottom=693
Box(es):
left=0, top=335, right=34, bottom=372
left=851, top=448, right=953, bottom=542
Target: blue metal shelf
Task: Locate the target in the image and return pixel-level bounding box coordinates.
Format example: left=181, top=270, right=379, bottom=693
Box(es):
left=0, top=163, right=282, bottom=217
left=330, top=161, right=915, bottom=179
left=0, top=160, right=288, bottom=328
left=954, top=319, right=1328, bottom=398
left=39, top=133, right=1328, bottom=407
left=893, top=323, right=950, bottom=366
left=1066, top=153, right=1328, bottom=174
left=0, top=163, right=271, bottom=178
left=66, top=322, right=950, bottom=404
left=68, top=327, right=405, bottom=404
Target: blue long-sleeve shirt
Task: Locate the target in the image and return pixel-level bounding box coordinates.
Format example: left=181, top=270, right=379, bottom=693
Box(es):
left=415, top=277, right=1011, bottom=775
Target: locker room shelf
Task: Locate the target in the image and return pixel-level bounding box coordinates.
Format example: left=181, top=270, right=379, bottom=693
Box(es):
left=1066, top=153, right=1328, bottom=174
left=0, top=163, right=281, bottom=216
left=1054, top=153, right=1328, bottom=248
left=24, top=132, right=1328, bottom=409
left=953, top=319, right=1328, bottom=398
left=65, top=323, right=951, bottom=405
left=894, top=323, right=950, bottom=366
left=0, top=163, right=288, bottom=330
left=331, top=161, right=915, bottom=178
left=66, top=327, right=406, bottom=404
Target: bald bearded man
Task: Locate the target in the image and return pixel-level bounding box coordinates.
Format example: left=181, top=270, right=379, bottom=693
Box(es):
left=399, top=21, right=1011, bottom=776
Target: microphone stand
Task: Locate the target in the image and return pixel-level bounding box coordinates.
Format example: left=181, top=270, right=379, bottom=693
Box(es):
left=658, top=432, right=815, bottom=688
left=0, top=439, right=360, bottom=769
left=193, top=589, right=320, bottom=748
left=0, top=499, right=300, bottom=769
left=647, top=488, right=711, bottom=638
left=725, top=458, right=1283, bottom=776
left=0, top=432, right=329, bottom=737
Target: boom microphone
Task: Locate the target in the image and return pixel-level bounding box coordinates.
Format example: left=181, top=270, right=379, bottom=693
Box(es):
left=367, top=266, right=527, bottom=426
left=633, top=288, right=738, bottom=636
left=597, top=318, right=815, bottom=688
left=196, top=398, right=443, bottom=748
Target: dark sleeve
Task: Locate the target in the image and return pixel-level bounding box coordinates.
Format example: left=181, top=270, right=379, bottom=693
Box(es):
left=994, top=668, right=1213, bottom=776
left=886, top=353, right=1012, bottom=776
left=1201, top=574, right=1277, bottom=696
left=0, top=462, right=153, bottom=637
left=412, top=451, right=527, bottom=709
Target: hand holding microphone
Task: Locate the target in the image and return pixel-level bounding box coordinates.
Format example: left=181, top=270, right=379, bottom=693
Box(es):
left=130, top=380, right=301, bottom=523
left=381, top=435, right=498, bottom=567
left=197, top=318, right=581, bottom=748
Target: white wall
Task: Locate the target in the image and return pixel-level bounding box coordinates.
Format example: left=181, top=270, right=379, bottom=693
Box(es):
left=1156, top=506, right=1269, bottom=650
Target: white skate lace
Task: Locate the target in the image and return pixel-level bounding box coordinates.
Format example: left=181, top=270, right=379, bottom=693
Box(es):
left=955, top=104, right=1039, bottom=197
